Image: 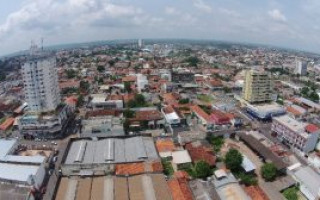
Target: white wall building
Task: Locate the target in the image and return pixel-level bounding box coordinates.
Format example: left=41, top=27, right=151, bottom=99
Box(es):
left=22, top=54, right=60, bottom=112
left=272, top=115, right=320, bottom=153
left=136, top=74, right=148, bottom=92
left=295, top=59, right=308, bottom=76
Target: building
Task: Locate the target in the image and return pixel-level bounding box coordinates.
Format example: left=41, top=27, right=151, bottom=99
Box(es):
left=22, top=52, right=60, bottom=112
left=0, top=139, right=46, bottom=190
left=242, top=69, right=272, bottom=103
left=185, top=140, right=216, bottom=166
left=211, top=170, right=251, bottom=200
left=272, top=115, right=320, bottom=153
left=295, top=59, right=308, bottom=76
left=80, top=116, right=125, bottom=137
left=89, top=94, right=123, bottom=110
left=162, top=106, right=181, bottom=125
left=171, top=69, right=194, bottom=83
left=18, top=104, right=73, bottom=139
left=245, top=103, right=286, bottom=120
left=55, top=174, right=173, bottom=200
left=288, top=165, right=320, bottom=200
left=61, top=136, right=159, bottom=176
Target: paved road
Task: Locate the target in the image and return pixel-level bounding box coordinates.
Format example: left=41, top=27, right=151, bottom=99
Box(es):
left=224, top=139, right=285, bottom=200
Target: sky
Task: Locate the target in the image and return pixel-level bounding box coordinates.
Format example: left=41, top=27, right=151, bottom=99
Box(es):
left=1, top=0, right=320, bottom=55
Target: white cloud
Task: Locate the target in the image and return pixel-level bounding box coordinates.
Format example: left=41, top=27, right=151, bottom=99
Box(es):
left=165, top=7, right=179, bottom=15
left=192, top=0, right=212, bottom=13
left=268, top=9, right=287, bottom=22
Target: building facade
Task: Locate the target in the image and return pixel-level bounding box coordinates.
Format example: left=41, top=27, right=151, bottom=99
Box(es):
left=242, top=69, right=272, bottom=103
left=272, top=115, right=319, bottom=153
left=295, top=59, right=308, bottom=76
left=22, top=55, right=60, bottom=112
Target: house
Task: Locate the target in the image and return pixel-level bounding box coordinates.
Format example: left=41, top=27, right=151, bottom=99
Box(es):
left=162, top=106, right=181, bottom=125
left=185, top=141, right=216, bottom=166
left=171, top=150, right=192, bottom=170
left=130, top=110, right=165, bottom=129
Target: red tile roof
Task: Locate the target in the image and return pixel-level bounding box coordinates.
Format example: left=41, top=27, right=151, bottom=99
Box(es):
left=190, top=105, right=211, bottom=122
left=122, top=75, right=136, bottom=82
left=210, top=110, right=230, bottom=125
left=156, top=138, right=176, bottom=152
left=209, top=79, right=223, bottom=87
left=85, top=110, right=120, bottom=118
left=133, top=110, right=163, bottom=121
left=163, top=106, right=175, bottom=114
left=305, top=124, right=319, bottom=133
left=287, top=106, right=302, bottom=116
left=115, top=161, right=163, bottom=175
left=244, top=186, right=269, bottom=200
left=0, top=117, right=15, bottom=131
left=185, top=142, right=216, bottom=166
left=123, top=93, right=135, bottom=103
left=168, top=178, right=194, bottom=200
left=59, top=80, right=80, bottom=89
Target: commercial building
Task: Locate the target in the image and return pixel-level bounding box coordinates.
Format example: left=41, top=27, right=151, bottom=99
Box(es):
left=80, top=116, right=125, bottom=137
left=171, top=69, right=194, bottom=83
left=61, top=136, right=159, bottom=176
left=242, top=69, right=272, bottom=103
left=55, top=174, right=173, bottom=200
left=22, top=52, right=60, bottom=113
left=245, top=103, right=286, bottom=120
left=18, top=104, right=73, bottom=139
left=272, top=115, right=320, bottom=153
left=89, top=94, right=123, bottom=110
left=0, top=139, right=46, bottom=190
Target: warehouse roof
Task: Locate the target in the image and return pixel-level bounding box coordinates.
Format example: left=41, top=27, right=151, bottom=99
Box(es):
left=0, top=139, right=45, bottom=164
left=0, top=163, right=40, bottom=183
left=55, top=174, right=172, bottom=200
left=64, top=137, right=159, bottom=165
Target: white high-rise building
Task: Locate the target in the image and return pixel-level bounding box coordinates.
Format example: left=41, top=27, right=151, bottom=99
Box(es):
left=295, top=58, right=307, bottom=76
left=22, top=55, right=61, bottom=112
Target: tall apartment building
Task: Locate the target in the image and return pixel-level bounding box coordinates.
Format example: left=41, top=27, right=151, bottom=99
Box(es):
left=272, top=115, right=319, bottom=153
left=22, top=54, right=60, bottom=112
left=242, top=69, right=272, bottom=103
left=295, top=58, right=307, bottom=76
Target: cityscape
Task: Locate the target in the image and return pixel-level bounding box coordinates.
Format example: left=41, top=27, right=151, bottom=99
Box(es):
left=1, top=1, right=320, bottom=200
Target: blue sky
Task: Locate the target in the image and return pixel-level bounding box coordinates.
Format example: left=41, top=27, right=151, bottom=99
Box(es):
left=0, top=0, right=320, bottom=55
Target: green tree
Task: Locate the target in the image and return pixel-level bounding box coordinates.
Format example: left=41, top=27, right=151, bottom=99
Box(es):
left=185, top=56, right=200, bottom=67
left=283, top=187, right=298, bottom=200
left=124, top=82, right=132, bottom=93
left=135, top=94, right=146, bottom=106
left=301, top=87, right=309, bottom=97
left=209, top=136, right=224, bottom=153
left=80, top=81, right=90, bottom=92
left=77, top=95, right=84, bottom=107
left=309, top=91, right=319, bottom=102
left=193, top=161, right=212, bottom=179
left=123, top=109, right=135, bottom=118
left=179, top=98, right=190, bottom=104
left=261, top=163, right=277, bottom=181
left=225, top=149, right=243, bottom=172
left=108, top=60, right=116, bottom=66
left=97, top=65, right=105, bottom=72
left=66, top=69, right=76, bottom=79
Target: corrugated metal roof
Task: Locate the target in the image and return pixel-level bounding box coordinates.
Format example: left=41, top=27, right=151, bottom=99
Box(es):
left=64, top=137, right=159, bottom=165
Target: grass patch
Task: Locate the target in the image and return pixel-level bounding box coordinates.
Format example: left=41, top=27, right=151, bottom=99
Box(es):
left=282, top=186, right=299, bottom=200
left=197, top=94, right=213, bottom=103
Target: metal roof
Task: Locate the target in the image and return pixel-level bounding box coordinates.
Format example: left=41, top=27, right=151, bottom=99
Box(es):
left=0, top=163, right=40, bottom=183
left=64, top=137, right=159, bottom=165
